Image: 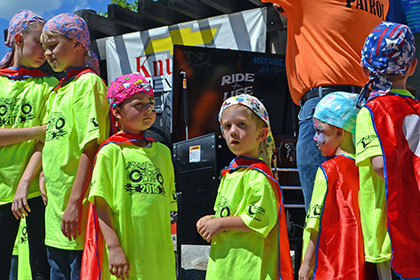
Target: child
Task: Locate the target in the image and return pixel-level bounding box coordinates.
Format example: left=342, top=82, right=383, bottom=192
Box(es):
left=196, top=94, right=293, bottom=280
left=40, top=13, right=109, bottom=277
left=298, top=92, right=365, bottom=280
left=355, top=22, right=420, bottom=279
left=82, top=73, right=177, bottom=279
left=0, top=10, right=58, bottom=279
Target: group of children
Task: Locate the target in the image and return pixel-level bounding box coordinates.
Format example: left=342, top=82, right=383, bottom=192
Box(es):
left=0, top=8, right=419, bottom=280
left=298, top=22, right=420, bottom=280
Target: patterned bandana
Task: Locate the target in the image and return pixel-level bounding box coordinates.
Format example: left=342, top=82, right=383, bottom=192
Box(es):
left=43, top=13, right=100, bottom=74
left=359, top=21, right=416, bottom=104
left=107, top=73, right=154, bottom=108
left=0, top=10, right=45, bottom=68
left=313, top=91, right=359, bottom=135
left=218, top=94, right=275, bottom=167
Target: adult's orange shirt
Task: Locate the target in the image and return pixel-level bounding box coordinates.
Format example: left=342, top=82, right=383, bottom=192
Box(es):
left=263, top=0, right=389, bottom=104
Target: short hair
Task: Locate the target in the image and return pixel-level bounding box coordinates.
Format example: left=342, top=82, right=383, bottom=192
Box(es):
left=40, top=30, right=72, bottom=44
left=221, top=104, right=267, bottom=129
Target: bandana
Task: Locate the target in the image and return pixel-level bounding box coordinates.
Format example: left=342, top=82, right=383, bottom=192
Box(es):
left=43, top=13, right=100, bottom=74
left=313, top=92, right=359, bottom=134
left=218, top=94, right=275, bottom=167
left=0, top=11, right=45, bottom=68
left=107, top=73, right=154, bottom=108
left=359, top=21, right=416, bottom=104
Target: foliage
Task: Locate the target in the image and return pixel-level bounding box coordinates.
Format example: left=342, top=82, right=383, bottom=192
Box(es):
left=99, top=0, right=139, bottom=16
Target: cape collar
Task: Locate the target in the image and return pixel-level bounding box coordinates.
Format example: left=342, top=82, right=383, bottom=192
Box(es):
left=0, top=66, right=48, bottom=80
left=53, top=67, right=96, bottom=91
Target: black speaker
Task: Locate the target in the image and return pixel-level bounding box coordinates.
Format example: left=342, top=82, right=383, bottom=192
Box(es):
left=173, top=133, right=234, bottom=245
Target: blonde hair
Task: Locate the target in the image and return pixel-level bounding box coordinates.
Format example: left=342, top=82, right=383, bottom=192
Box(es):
left=40, top=30, right=71, bottom=44
left=221, top=104, right=267, bottom=129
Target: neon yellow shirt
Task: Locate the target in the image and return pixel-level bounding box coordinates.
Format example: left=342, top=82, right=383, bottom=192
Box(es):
left=0, top=75, right=57, bottom=205
left=89, top=141, right=177, bottom=280
left=42, top=73, right=109, bottom=250
left=206, top=168, right=279, bottom=280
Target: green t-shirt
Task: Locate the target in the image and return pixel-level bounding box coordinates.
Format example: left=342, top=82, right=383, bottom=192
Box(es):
left=206, top=168, right=279, bottom=280
left=0, top=75, right=58, bottom=205
left=354, top=89, right=413, bottom=262
left=89, top=141, right=177, bottom=280
left=42, top=73, right=109, bottom=250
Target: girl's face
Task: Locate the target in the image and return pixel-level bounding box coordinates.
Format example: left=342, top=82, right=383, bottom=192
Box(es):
left=221, top=106, right=267, bottom=158
left=16, top=24, right=45, bottom=68
left=113, top=94, right=156, bottom=134
left=42, top=36, right=81, bottom=72
left=313, top=118, right=340, bottom=157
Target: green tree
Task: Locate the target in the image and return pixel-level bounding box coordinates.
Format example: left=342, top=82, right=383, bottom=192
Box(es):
left=99, top=0, right=139, bottom=16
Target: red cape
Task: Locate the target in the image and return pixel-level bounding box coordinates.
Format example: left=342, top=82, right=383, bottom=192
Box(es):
left=81, top=132, right=155, bottom=280
left=222, top=156, right=294, bottom=280
left=313, top=155, right=365, bottom=279
left=366, top=93, right=420, bottom=278
left=0, top=67, right=48, bottom=79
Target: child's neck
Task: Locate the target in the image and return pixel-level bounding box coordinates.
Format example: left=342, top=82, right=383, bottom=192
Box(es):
left=335, top=133, right=355, bottom=156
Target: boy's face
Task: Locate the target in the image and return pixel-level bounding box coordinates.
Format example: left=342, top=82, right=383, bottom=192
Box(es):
left=313, top=118, right=340, bottom=157
left=18, top=24, right=45, bottom=68
left=42, top=36, right=80, bottom=72
left=113, top=94, right=156, bottom=134
left=221, top=106, right=266, bottom=159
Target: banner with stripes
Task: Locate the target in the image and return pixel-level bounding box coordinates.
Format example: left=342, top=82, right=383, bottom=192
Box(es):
left=100, top=7, right=267, bottom=91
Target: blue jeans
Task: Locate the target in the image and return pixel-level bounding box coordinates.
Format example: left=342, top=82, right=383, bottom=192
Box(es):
left=46, top=246, right=82, bottom=280
left=296, top=97, right=330, bottom=211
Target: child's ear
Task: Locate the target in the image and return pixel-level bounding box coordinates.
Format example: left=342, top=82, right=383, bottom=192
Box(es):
left=257, top=127, right=269, bottom=142
left=336, top=127, right=344, bottom=140
left=407, top=59, right=418, bottom=77
left=111, top=106, right=121, bottom=120
left=14, top=33, right=23, bottom=47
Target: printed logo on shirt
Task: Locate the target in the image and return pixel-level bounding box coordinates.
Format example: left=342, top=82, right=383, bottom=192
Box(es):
left=216, top=196, right=231, bottom=217
left=18, top=223, right=28, bottom=245
left=90, top=117, right=99, bottom=128
left=0, top=97, right=35, bottom=126
left=247, top=204, right=266, bottom=222
left=357, top=135, right=378, bottom=149
left=345, top=0, right=386, bottom=20
left=124, top=161, right=166, bottom=196
left=46, top=112, right=68, bottom=141
left=304, top=204, right=322, bottom=228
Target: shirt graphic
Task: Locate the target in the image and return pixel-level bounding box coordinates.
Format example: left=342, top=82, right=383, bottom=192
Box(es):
left=46, top=112, right=68, bottom=141
left=124, top=161, right=165, bottom=196
left=0, top=97, right=34, bottom=125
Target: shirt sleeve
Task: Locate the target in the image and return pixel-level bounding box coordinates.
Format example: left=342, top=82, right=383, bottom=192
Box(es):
left=88, top=147, right=114, bottom=209
left=163, top=147, right=177, bottom=212
left=304, top=168, right=327, bottom=233
left=73, top=74, right=109, bottom=151
left=239, top=171, right=278, bottom=238
left=355, top=107, right=383, bottom=166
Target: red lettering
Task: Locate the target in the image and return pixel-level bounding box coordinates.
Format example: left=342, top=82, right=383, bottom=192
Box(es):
left=136, top=56, right=151, bottom=78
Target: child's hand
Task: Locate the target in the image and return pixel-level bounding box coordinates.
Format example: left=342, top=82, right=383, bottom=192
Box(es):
left=61, top=201, right=82, bottom=241
left=39, top=171, right=47, bottom=205
left=298, top=262, right=311, bottom=280
left=11, top=180, right=31, bottom=219
left=35, top=125, right=47, bottom=143
left=196, top=215, right=221, bottom=242
left=108, top=246, right=130, bottom=279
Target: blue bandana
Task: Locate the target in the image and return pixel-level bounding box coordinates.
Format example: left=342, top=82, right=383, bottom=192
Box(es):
left=359, top=22, right=416, bottom=105
left=314, top=92, right=359, bottom=134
